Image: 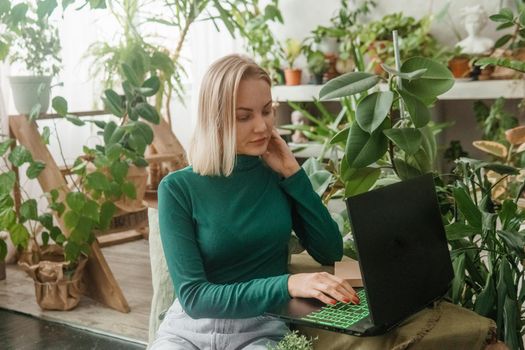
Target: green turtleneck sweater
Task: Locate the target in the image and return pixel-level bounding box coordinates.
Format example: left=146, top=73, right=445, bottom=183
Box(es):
left=158, top=155, right=343, bottom=319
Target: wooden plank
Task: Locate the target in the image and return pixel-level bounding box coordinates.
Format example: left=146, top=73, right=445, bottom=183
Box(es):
left=97, top=230, right=144, bottom=248
left=9, top=115, right=130, bottom=313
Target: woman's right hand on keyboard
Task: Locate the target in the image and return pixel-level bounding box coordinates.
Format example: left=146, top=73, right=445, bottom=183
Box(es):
left=287, top=272, right=360, bottom=305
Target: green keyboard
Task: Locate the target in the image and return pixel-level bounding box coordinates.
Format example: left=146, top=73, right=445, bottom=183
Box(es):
left=301, top=289, right=369, bottom=329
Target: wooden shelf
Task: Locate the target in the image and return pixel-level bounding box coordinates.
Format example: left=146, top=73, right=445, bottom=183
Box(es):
left=272, top=79, right=525, bottom=102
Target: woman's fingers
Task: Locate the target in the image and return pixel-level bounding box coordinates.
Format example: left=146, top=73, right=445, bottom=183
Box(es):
left=317, top=273, right=360, bottom=304
left=310, top=290, right=337, bottom=305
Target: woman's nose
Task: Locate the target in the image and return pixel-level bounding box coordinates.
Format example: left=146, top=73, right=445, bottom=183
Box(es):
left=253, top=114, right=268, bottom=133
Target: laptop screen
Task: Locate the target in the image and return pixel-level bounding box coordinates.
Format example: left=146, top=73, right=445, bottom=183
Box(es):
left=346, top=173, right=453, bottom=328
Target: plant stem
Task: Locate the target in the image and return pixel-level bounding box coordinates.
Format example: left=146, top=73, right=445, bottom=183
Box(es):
left=52, top=118, right=81, bottom=192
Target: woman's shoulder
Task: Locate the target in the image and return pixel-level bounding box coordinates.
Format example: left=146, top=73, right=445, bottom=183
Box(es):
left=159, top=165, right=199, bottom=189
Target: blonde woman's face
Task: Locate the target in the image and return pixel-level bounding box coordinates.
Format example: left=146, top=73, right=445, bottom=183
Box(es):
left=235, top=78, right=274, bottom=156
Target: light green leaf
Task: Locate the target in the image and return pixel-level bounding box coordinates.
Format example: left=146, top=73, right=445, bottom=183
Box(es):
left=319, top=72, right=380, bottom=100
left=121, top=63, right=140, bottom=86
left=445, top=222, right=479, bottom=240
left=83, top=199, right=100, bottom=223
left=121, top=181, right=137, bottom=199
left=8, top=145, right=32, bottom=166
left=103, top=121, right=118, bottom=144
left=99, top=201, right=116, bottom=230
left=0, top=171, right=15, bottom=195
left=110, top=161, right=129, bottom=184
left=141, top=76, right=160, bottom=97
left=330, top=127, right=349, bottom=145
left=65, top=114, right=85, bottom=126
left=356, top=91, right=394, bottom=133
left=383, top=128, right=422, bottom=155
left=20, top=199, right=37, bottom=222
left=8, top=223, right=29, bottom=248
left=393, top=158, right=423, bottom=180
left=66, top=192, right=86, bottom=212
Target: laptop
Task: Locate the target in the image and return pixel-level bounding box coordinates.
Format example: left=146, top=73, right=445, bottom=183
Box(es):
left=266, top=173, right=454, bottom=336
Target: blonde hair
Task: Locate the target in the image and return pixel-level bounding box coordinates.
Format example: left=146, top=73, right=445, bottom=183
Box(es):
left=188, top=54, right=271, bottom=177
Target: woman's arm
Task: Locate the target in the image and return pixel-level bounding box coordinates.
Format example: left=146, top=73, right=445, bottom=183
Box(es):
left=158, top=177, right=291, bottom=319
left=280, top=167, right=343, bottom=265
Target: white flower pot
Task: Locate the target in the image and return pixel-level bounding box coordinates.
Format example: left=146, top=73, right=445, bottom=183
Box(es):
left=9, top=75, right=52, bottom=115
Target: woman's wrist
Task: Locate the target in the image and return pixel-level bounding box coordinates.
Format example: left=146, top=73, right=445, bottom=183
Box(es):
left=281, top=162, right=301, bottom=178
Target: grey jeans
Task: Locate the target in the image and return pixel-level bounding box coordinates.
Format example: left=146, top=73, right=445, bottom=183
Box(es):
left=150, top=299, right=290, bottom=350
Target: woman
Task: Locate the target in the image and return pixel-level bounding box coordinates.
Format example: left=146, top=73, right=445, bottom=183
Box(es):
left=152, top=54, right=359, bottom=350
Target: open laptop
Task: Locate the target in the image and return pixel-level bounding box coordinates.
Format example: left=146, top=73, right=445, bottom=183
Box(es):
left=266, top=173, right=454, bottom=336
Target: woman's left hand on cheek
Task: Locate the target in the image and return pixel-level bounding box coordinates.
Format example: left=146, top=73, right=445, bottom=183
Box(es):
left=261, top=128, right=301, bottom=178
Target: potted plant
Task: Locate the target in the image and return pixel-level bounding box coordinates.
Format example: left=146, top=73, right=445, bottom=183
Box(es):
left=0, top=2, right=61, bottom=116
left=305, top=49, right=328, bottom=84
left=281, top=38, right=303, bottom=86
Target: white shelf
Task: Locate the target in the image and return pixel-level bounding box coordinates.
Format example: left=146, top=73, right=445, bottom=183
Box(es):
left=288, top=142, right=343, bottom=159
left=272, top=79, right=525, bottom=102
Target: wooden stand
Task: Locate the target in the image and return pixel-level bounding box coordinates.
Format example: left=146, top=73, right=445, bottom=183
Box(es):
left=9, top=115, right=130, bottom=313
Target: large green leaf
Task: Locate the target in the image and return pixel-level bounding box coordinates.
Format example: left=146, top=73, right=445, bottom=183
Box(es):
left=8, top=145, right=32, bottom=166
left=453, top=187, right=482, bottom=229
left=52, top=96, right=68, bottom=116
left=383, top=128, right=422, bottom=155
left=20, top=199, right=37, bottom=222
left=399, top=90, right=430, bottom=128
left=141, top=76, right=160, bottom=97
left=419, top=126, right=437, bottom=163
left=319, top=72, right=380, bottom=100
left=401, top=57, right=454, bottom=103
left=99, top=201, right=117, bottom=230
left=66, top=192, right=86, bottom=212
left=445, top=222, right=479, bottom=240
left=0, top=171, right=16, bottom=194
left=103, top=90, right=125, bottom=118
left=342, top=167, right=381, bottom=197
left=345, top=119, right=390, bottom=168
left=86, top=172, right=111, bottom=191
left=8, top=223, right=29, bottom=248
left=393, top=158, right=422, bottom=180
left=133, top=122, right=154, bottom=145
left=103, top=121, right=118, bottom=144
left=26, top=161, right=46, bottom=179
left=135, top=103, right=160, bottom=124
left=110, top=161, right=129, bottom=184
left=497, top=230, right=525, bottom=259
left=503, top=296, right=519, bottom=350
left=83, top=199, right=100, bottom=223
left=356, top=91, right=394, bottom=133
left=474, top=272, right=495, bottom=316
left=121, top=181, right=137, bottom=199
left=330, top=127, right=349, bottom=145
left=451, top=253, right=465, bottom=303
left=0, top=209, right=15, bottom=230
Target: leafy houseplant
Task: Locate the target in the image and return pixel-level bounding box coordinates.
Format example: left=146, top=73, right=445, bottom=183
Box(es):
left=305, top=50, right=328, bottom=84
left=0, top=2, right=61, bottom=115
left=267, top=330, right=315, bottom=350
left=281, top=38, right=303, bottom=86
left=441, top=158, right=525, bottom=349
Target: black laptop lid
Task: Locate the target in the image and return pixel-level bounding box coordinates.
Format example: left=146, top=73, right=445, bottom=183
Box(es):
left=345, top=173, right=453, bottom=328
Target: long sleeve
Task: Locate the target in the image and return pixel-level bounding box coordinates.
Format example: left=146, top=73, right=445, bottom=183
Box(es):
left=279, top=167, right=343, bottom=265
left=158, top=178, right=291, bottom=319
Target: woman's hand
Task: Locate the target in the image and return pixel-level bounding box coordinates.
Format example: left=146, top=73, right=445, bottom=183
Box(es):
left=261, top=128, right=301, bottom=178
left=288, top=272, right=360, bottom=305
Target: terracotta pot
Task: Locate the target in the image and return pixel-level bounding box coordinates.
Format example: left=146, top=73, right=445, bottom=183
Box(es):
left=18, top=245, right=87, bottom=311
left=284, top=68, right=302, bottom=86
left=448, top=57, right=471, bottom=78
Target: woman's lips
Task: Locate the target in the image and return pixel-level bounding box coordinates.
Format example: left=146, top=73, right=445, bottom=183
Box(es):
left=250, top=137, right=267, bottom=143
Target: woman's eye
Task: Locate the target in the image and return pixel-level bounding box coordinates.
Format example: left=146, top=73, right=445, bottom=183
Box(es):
left=237, top=115, right=250, bottom=121
left=263, top=110, right=271, bottom=116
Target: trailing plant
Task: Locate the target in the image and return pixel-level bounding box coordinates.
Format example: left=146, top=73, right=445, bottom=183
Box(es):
left=440, top=157, right=525, bottom=349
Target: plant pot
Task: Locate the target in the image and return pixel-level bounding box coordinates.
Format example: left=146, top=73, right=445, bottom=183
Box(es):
left=8, top=75, right=52, bottom=115
left=284, top=68, right=302, bottom=86
left=448, top=57, right=471, bottom=79
left=317, top=37, right=339, bottom=56
left=311, top=73, right=324, bottom=85
left=18, top=245, right=87, bottom=311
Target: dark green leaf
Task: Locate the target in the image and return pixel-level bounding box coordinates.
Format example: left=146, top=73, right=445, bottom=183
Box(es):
left=497, top=230, right=525, bottom=259
left=133, top=157, right=148, bottom=167
left=494, top=34, right=512, bottom=48
left=103, top=90, right=125, bottom=117
left=319, top=72, right=380, bottom=100
left=451, top=254, right=465, bottom=303
left=38, top=213, right=53, bottom=230
left=52, top=96, right=68, bottom=116
left=133, top=122, right=154, bottom=144
left=330, top=127, right=349, bottom=145
left=41, top=231, right=49, bottom=246
left=383, top=128, right=422, bottom=155
left=356, top=91, right=393, bottom=133
left=106, top=143, right=123, bottom=162
left=110, top=161, right=128, bottom=184
left=141, top=76, right=160, bottom=97
left=380, top=64, right=427, bottom=80
left=393, top=158, right=422, bottom=180
left=109, top=128, right=126, bottom=145
left=474, top=272, right=495, bottom=316
left=65, top=114, right=85, bottom=126
left=453, top=187, right=482, bottom=229
left=0, top=239, right=7, bottom=260
left=345, top=119, right=390, bottom=168
left=135, top=103, right=160, bottom=124
left=445, top=222, right=479, bottom=240
left=20, top=199, right=37, bottom=222
left=103, top=121, right=117, bottom=145
left=99, top=201, right=116, bottom=230
left=399, top=90, right=431, bottom=127
left=121, top=181, right=136, bottom=199
left=343, top=167, right=381, bottom=197
left=26, top=161, right=46, bottom=179
left=401, top=57, right=454, bottom=103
